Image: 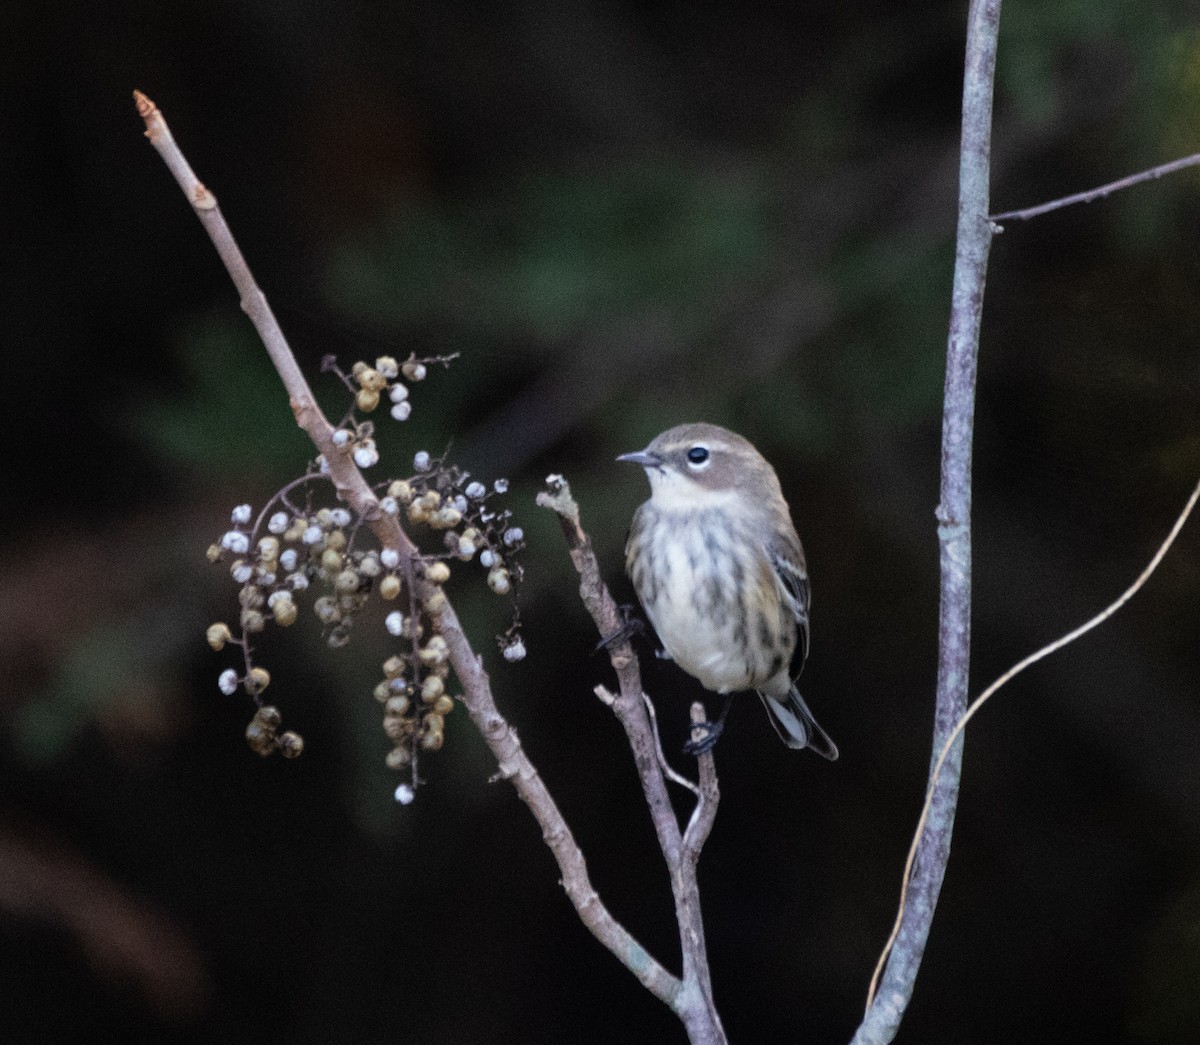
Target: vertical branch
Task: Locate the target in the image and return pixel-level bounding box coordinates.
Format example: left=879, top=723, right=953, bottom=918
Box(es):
left=853, top=1, right=1001, bottom=1042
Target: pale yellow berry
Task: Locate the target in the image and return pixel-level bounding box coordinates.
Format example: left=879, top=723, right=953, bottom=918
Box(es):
left=417, top=636, right=449, bottom=667
left=431, top=507, right=462, bottom=529
left=380, top=574, right=401, bottom=600
left=387, top=480, right=414, bottom=504
left=425, top=561, right=451, bottom=585
left=239, top=585, right=264, bottom=609
left=488, top=568, right=512, bottom=595
left=246, top=666, right=271, bottom=695
left=420, top=676, right=445, bottom=703
left=432, top=694, right=455, bottom=716
left=321, top=548, right=344, bottom=572
left=335, top=569, right=360, bottom=593
left=272, top=598, right=298, bottom=627
left=423, top=591, right=447, bottom=615
left=356, top=388, right=381, bottom=412
left=420, top=729, right=444, bottom=751
left=325, top=529, right=348, bottom=552
left=356, top=366, right=387, bottom=392
left=284, top=521, right=307, bottom=543
left=245, top=719, right=275, bottom=757
left=241, top=609, right=266, bottom=633
left=278, top=731, right=304, bottom=758
left=383, top=655, right=406, bottom=679
left=207, top=622, right=233, bottom=651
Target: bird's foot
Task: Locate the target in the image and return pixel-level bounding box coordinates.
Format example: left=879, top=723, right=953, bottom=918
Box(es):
left=683, top=718, right=724, bottom=756
left=682, top=694, right=733, bottom=756
left=595, top=604, right=645, bottom=652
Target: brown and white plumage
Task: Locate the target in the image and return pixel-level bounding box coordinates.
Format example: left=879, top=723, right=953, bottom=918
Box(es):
left=619, top=423, right=837, bottom=759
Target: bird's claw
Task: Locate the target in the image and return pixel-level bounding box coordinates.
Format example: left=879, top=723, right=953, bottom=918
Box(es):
left=683, top=718, right=724, bottom=756
left=595, top=604, right=645, bottom=652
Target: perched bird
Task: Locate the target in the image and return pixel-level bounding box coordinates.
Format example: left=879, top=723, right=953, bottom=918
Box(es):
left=618, top=423, right=837, bottom=759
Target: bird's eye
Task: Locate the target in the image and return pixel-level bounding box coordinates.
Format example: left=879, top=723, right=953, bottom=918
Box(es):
left=686, top=446, right=710, bottom=467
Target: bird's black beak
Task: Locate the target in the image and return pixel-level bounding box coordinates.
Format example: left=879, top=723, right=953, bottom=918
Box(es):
left=616, top=449, right=662, bottom=468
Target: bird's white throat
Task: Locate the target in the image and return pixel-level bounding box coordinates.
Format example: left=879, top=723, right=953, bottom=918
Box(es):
left=644, top=468, right=742, bottom=514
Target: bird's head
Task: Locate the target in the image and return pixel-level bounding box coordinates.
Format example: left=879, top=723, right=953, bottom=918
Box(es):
left=617, top=423, right=781, bottom=511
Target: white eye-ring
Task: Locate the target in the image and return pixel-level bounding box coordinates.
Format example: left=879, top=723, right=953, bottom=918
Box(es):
left=685, top=444, right=711, bottom=469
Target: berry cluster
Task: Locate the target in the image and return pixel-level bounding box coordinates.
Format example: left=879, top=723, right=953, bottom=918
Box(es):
left=205, top=355, right=524, bottom=798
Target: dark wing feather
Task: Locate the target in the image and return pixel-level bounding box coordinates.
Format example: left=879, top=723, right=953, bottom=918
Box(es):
left=768, top=534, right=811, bottom=667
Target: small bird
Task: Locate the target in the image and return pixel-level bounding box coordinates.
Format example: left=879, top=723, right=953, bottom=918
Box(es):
left=618, top=423, right=837, bottom=759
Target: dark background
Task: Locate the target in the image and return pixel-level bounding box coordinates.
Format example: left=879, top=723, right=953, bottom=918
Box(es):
left=4, top=1, right=1200, bottom=1042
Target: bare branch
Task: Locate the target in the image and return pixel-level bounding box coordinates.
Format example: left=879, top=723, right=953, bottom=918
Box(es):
left=538, top=477, right=726, bottom=1044
left=853, top=2, right=1002, bottom=1041
left=991, top=151, right=1200, bottom=222
left=134, top=90, right=683, bottom=1014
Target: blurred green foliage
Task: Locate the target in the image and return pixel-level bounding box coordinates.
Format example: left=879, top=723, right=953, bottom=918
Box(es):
left=16, top=595, right=203, bottom=764
left=135, top=314, right=315, bottom=480
left=327, top=163, right=773, bottom=344
left=1000, top=1, right=1183, bottom=127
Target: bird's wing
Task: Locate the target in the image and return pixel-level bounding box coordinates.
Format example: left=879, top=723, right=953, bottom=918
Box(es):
left=768, top=536, right=811, bottom=666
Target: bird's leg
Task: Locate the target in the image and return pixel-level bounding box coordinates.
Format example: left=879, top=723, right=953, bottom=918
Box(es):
left=595, top=603, right=646, bottom=652
left=683, top=694, right=734, bottom=756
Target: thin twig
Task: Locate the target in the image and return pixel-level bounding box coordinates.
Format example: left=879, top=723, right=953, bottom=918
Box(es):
left=682, top=702, right=720, bottom=859
left=868, top=476, right=1200, bottom=1011
left=991, top=151, right=1200, bottom=222
left=134, top=90, right=684, bottom=1016
left=852, top=2, right=1002, bottom=1041
left=642, top=693, right=702, bottom=798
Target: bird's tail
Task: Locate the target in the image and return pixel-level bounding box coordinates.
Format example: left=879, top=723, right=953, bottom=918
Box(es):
left=759, top=685, right=839, bottom=760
